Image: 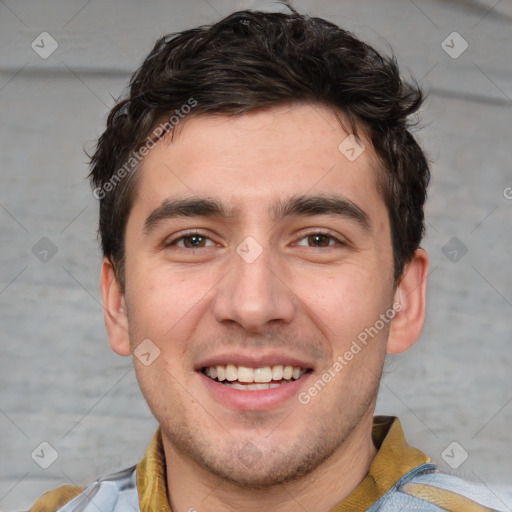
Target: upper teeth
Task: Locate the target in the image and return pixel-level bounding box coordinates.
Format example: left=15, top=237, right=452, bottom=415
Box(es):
left=204, top=365, right=307, bottom=383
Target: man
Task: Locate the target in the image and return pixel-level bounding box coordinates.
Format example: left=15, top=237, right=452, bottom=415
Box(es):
left=30, top=8, right=504, bottom=512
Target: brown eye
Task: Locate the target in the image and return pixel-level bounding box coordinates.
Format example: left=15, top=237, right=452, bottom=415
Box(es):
left=182, top=235, right=207, bottom=248
left=295, top=232, right=342, bottom=248
left=166, top=232, right=215, bottom=249
left=307, top=234, right=332, bottom=247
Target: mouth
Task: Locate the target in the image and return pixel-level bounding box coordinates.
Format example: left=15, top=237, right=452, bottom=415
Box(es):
left=201, top=364, right=312, bottom=391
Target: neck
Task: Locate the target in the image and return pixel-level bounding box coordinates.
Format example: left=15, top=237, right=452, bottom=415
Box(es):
left=163, top=411, right=378, bottom=512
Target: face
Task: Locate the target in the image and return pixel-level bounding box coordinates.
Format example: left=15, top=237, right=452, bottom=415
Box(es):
left=116, top=103, right=399, bottom=487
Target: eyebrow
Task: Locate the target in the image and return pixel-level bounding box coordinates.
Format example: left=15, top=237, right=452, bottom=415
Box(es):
left=270, top=194, right=371, bottom=231
left=143, top=194, right=372, bottom=234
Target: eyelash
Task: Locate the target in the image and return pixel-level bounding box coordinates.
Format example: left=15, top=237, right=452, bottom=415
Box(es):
left=165, top=230, right=214, bottom=248
left=293, top=230, right=345, bottom=248
left=165, top=229, right=346, bottom=249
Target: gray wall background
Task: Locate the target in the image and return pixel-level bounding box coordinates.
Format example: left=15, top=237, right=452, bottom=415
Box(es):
left=1, top=0, right=511, bottom=510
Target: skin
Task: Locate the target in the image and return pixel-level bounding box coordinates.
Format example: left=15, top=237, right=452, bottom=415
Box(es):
left=101, top=103, right=428, bottom=512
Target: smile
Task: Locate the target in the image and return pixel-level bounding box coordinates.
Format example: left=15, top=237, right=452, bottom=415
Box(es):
left=202, top=364, right=310, bottom=390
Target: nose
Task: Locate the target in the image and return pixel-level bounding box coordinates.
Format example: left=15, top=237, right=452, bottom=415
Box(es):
left=213, top=242, right=296, bottom=333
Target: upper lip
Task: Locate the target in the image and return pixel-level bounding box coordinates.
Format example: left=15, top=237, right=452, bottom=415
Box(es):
left=195, top=352, right=316, bottom=371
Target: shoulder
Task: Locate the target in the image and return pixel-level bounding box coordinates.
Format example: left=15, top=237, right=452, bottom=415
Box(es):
left=29, top=485, right=84, bottom=512
left=373, top=464, right=506, bottom=511
left=401, top=469, right=505, bottom=511
left=29, top=466, right=138, bottom=512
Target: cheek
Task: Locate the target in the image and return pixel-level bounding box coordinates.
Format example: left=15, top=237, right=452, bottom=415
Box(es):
left=126, top=261, right=204, bottom=341
left=298, top=265, right=392, bottom=347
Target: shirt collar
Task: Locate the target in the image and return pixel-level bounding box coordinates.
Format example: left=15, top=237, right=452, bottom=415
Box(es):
left=330, top=415, right=431, bottom=511
left=136, top=415, right=430, bottom=512
left=136, top=425, right=171, bottom=512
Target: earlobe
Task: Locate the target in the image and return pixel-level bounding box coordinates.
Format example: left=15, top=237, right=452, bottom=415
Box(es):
left=387, top=249, right=429, bottom=354
left=100, top=258, right=132, bottom=356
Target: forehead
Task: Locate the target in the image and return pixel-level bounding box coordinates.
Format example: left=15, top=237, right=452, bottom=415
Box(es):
left=133, top=103, right=385, bottom=223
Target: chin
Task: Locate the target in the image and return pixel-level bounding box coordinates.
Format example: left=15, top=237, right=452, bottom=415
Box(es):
left=198, top=447, right=329, bottom=490
left=170, top=424, right=345, bottom=490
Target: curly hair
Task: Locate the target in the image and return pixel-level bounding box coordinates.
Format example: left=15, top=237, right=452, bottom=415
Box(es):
left=89, top=8, right=430, bottom=290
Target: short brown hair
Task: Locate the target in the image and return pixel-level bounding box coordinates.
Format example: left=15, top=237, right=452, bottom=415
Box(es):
left=89, top=8, right=430, bottom=289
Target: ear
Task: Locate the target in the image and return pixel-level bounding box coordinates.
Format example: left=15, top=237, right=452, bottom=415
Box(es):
left=386, top=248, right=429, bottom=354
left=100, top=257, right=132, bottom=356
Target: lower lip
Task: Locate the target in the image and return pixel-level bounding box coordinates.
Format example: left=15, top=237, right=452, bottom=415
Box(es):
left=199, top=371, right=312, bottom=411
